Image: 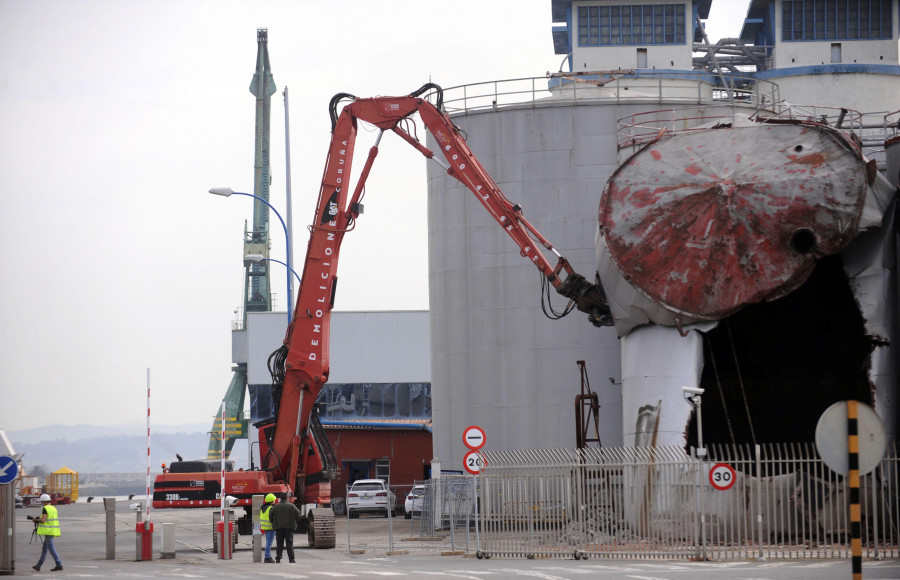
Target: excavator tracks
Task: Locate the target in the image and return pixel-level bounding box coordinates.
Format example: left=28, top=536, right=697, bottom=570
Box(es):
left=307, top=508, right=336, bottom=549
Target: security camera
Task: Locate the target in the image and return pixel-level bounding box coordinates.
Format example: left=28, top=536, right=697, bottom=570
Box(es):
left=129, top=502, right=143, bottom=512
left=225, top=495, right=239, bottom=507
left=682, top=386, right=705, bottom=396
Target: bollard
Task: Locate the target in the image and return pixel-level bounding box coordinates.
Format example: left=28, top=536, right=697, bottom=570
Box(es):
left=217, top=516, right=233, bottom=560
left=160, top=523, right=175, bottom=559
left=103, top=498, right=116, bottom=560
left=252, top=494, right=263, bottom=562
left=133, top=502, right=153, bottom=562
left=135, top=521, right=154, bottom=561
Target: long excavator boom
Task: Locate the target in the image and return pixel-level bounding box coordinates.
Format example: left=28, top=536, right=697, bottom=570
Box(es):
left=267, top=83, right=612, bottom=502
left=153, top=84, right=610, bottom=551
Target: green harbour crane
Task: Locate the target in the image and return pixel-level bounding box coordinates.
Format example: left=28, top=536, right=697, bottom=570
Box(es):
left=207, top=28, right=277, bottom=460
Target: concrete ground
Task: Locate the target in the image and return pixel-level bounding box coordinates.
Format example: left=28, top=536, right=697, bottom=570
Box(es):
left=6, top=500, right=900, bottom=579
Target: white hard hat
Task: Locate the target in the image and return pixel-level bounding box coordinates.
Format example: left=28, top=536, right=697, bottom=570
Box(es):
left=40, top=494, right=51, bottom=502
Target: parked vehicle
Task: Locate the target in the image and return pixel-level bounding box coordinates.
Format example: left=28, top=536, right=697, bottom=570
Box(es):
left=347, top=479, right=396, bottom=518
left=404, top=484, right=425, bottom=518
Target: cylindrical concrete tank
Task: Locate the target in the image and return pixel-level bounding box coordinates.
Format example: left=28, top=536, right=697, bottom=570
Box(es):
left=426, top=87, right=738, bottom=467
left=427, top=100, right=621, bottom=468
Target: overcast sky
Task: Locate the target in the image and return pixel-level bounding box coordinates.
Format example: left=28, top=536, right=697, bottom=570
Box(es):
left=0, top=0, right=750, bottom=434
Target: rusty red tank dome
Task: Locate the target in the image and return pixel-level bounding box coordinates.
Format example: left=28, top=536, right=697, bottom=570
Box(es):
left=598, top=122, right=868, bottom=321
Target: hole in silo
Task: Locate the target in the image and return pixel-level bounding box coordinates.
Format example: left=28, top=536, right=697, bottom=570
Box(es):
left=692, top=255, right=869, bottom=449
left=790, top=228, right=817, bottom=254
left=794, top=145, right=803, bottom=152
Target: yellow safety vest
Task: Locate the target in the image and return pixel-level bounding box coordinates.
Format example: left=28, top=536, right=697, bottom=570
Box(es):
left=260, top=505, right=273, bottom=531
left=37, top=505, right=61, bottom=537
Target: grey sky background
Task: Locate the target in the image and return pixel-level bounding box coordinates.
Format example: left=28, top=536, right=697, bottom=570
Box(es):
left=0, top=0, right=749, bottom=434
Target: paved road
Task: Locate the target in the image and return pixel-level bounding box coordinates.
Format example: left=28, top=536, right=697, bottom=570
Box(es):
left=7, top=500, right=900, bottom=579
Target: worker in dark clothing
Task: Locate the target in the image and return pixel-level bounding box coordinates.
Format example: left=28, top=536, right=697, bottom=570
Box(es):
left=270, top=498, right=303, bottom=563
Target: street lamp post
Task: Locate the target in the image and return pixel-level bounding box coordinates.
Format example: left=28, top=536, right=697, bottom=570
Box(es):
left=683, top=386, right=706, bottom=561
left=244, top=254, right=301, bottom=284
left=209, top=187, right=293, bottom=323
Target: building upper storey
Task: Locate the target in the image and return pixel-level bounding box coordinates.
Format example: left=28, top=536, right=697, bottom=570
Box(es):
left=741, top=0, right=898, bottom=72
left=550, top=0, right=899, bottom=112
left=552, top=0, right=713, bottom=71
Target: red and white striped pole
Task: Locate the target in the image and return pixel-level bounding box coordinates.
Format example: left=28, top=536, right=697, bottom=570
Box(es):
left=221, top=401, right=226, bottom=521
left=145, top=368, right=152, bottom=523
left=135, top=367, right=153, bottom=561
left=218, top=401, right=231, bottom=559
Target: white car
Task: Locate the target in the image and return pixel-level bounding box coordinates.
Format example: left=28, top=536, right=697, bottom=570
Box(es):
left=347, top=479, right=396, bottom=518
left=404, top=484, right=425, bottom=518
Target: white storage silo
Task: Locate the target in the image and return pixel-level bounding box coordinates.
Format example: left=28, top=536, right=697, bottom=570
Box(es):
left=426, top=86, right=727, bottom=467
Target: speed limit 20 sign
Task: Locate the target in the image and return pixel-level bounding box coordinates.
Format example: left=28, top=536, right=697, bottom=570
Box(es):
left=709, top=462, right=736, bottom=491
left=463, top=450, right=485, bottom=475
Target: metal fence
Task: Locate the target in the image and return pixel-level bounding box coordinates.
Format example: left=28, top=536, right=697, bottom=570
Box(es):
left=342, top=443, right=899, bottom=560
left=477, top=443, right=899, bottom=560
left=345, top=477, right=479, bottom=554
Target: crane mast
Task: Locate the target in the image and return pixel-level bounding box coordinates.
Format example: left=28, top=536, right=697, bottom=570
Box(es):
left=205, top=28, right=277, bottom=460
left=246, top=27, right=276, bottom=317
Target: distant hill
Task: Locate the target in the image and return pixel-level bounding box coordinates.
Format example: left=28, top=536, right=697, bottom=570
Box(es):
left=6, top=422, right=209, bottom=445
left=9, top=427, right=250, bottom=473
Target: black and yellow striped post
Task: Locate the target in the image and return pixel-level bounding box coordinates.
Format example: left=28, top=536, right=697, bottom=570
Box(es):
left=847, top=400, right=862, bottom=580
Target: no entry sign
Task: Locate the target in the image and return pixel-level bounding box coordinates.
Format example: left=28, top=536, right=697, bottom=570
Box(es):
left=462, top=425, right=486, bottom=451
left=709, top=462, right=736, bottom=491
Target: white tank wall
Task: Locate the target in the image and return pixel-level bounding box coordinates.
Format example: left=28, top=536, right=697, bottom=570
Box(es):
left=428, top=101, right=677, bottom=468
left=769, top=73, right=900, bottom=112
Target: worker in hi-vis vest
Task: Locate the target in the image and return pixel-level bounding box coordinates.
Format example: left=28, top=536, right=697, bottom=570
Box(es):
left=28, top=493, right=63, bottom=571
left=261, top=493, right=276, bottom=562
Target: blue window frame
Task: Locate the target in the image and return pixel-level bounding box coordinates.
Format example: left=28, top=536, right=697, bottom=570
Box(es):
left=782, top=0, right=893, bottom=41
left=578, top=3, right=687, bottom=46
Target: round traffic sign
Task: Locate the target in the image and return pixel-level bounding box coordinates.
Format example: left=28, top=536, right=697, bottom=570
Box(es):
left=462, top=425, right=486, bottom=451
left=463, top=450, right=486, bottom=475
left=815, top=400, right=887, bottom=476
left=709, top=463, right=736, bottom=491
left=0, top=455, right=19, bottom=485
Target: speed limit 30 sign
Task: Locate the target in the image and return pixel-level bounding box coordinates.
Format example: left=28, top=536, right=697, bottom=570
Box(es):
left=709, top=462, right=736, bottom=491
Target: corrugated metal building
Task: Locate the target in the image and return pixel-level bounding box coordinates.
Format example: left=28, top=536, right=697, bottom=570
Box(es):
left=242, top=311, right=432, bottom=491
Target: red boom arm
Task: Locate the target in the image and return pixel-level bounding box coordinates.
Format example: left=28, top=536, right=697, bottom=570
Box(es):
left=263, top=84, right=611, bottom=504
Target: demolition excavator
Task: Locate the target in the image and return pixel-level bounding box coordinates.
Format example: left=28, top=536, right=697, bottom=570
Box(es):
left=152, top=83, right=611, bottom=548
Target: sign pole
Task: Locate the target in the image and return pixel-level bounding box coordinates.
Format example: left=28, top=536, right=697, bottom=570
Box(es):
left=462, top=425, right=486, bottom=558
left=0, top=454, right=19, bottom=573
left=474, top=453, right=480, bottom=554
left=848, top=400, right=862, bottom=580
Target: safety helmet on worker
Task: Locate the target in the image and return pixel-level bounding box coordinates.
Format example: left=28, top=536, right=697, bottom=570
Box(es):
left=264, top=493, right=276, bottom=503
left=40, top=494, right=51, bottom=502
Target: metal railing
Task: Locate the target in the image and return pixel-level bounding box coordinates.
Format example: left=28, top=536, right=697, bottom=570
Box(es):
left=437, top=76, right=892, bottom=169
left=615, top=102, right=892, bottom=168
left=887, top=110, right=900, bottom=141
left=439, top=72, right=780, bottom=117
